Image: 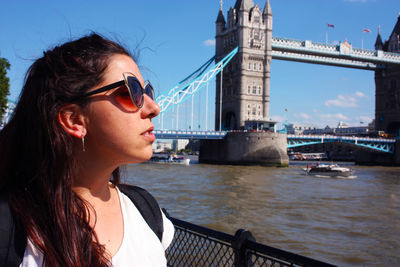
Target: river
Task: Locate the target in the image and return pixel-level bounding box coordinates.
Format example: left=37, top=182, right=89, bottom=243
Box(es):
left=122, top=159, right=400, bottom=266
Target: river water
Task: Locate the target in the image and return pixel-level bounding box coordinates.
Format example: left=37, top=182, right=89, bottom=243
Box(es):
left=122, top=159, right=400, bottom=266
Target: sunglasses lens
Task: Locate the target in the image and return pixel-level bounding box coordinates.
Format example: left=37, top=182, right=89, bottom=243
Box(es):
left=114, top=87, right=135, bottom=110
left=144, top=84, right=155, bottom=100
left=127, top=76, right=144, bottom=108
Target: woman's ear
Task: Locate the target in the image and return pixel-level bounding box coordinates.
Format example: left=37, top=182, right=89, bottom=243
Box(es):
left=57, top=104, right=87, bottom=138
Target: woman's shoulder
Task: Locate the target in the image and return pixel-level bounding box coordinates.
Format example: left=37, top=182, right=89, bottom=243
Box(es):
left=117, top=184, right=174, bottom=248
left=117, top=184, right=164, bottom=240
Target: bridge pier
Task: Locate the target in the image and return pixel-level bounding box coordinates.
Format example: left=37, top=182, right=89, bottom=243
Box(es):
left=395, top=139, right=400, bottom=165
left=199, top=131, right=289, bottom=167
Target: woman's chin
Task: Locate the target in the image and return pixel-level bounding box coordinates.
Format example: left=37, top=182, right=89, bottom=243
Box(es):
left=129, top=150, right=153, bottom=164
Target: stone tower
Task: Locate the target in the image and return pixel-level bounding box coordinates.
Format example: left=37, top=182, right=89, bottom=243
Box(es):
left=215, top=0, right=273, bottom=130
left=375, top=14, right=400, bottom=135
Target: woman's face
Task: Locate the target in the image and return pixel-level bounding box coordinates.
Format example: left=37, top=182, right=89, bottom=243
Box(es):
left=83, top=54, right=160, bottom=165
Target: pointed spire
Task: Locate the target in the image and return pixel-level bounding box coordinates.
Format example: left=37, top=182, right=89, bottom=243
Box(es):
left=263, top=0, right=272, bottom=15
left=216, top=1, right=226, bottom=24
left=388, top=13, right=400, bottom=42
left=375, top=25, right=384, bottom=50
left=234, top=0, right=254, bottom=11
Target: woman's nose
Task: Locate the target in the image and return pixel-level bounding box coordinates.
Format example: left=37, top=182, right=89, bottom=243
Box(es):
left=141, top=94, right=160, bottom=119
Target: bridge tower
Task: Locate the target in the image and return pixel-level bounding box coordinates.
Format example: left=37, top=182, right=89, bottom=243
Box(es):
left=375, top=14, right=400, bottom=136
left=215, top=0, right=272, bottom=130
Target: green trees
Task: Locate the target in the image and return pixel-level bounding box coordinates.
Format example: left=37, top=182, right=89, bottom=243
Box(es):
left=0, top=57, right=11, bottom=121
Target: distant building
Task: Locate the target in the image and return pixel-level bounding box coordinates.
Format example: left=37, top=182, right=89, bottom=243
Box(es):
left=286, top=123, right=318, bottom=134
left=172, top=139, right=189, bottom=151
left=335, top=126, right=369, bottom=136
left=288, top=121, right=371, bottom=136
left=152, top=141, right=172, bottom=153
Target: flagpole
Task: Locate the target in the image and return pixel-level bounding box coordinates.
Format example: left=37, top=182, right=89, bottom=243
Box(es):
left=326, top=30, right=328, bottom=45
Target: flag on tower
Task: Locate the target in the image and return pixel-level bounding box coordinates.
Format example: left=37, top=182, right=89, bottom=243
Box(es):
left=327, top=23, right=335, bottom=28
left=363, top=28, right=371, bottom=33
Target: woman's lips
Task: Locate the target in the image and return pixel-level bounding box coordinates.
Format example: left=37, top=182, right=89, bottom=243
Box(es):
left=142, top=128, right=155, bottom=142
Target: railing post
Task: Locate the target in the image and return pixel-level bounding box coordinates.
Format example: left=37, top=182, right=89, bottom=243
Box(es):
left=232, top=229, right=256, bottom=267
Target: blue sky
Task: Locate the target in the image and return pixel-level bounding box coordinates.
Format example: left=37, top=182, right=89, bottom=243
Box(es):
left=0, top=0, right=398, bottom=130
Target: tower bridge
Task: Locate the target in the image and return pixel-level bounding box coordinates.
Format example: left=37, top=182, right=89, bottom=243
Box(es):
left=214, top=0, right=400, bottom=135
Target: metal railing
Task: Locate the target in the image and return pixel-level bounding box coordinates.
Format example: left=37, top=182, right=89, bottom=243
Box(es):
left=166, top=217, right=336, bottom=267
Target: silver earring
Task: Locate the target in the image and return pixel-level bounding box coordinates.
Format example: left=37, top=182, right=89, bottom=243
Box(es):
left=82, top=136, right=85, bottom=152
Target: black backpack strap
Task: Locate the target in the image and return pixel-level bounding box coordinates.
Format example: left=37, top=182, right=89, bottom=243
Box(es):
left=118, top=184, right=163, bottom=241
left=0, top=193, right=26, bottom=267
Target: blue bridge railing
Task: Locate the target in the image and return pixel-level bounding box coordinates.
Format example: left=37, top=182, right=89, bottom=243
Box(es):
left=153, top=130, right=397, bottom=154
left=154, top=130, right=227, bottom=140
left=287, top=134, right=396, bottom=153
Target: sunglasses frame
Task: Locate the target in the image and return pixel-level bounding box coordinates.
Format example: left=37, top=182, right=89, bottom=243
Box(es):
left=76, top=72, right=154, bottom=109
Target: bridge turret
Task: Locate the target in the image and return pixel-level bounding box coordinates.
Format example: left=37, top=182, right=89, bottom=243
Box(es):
left=262, top=0, right=272, bottom=23
left=387, top=13, right=400, bottom=53
left=216, top=2, right=226, bottom=35
left=214, top=0, right=273, bottom=130
left=234, top=0, right=254, bottom=27
left=216, top=1, right=226, bottom=62
left=374, top=26, right=384, bottom=51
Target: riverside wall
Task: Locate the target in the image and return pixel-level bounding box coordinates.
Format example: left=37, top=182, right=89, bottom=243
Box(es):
left=199, top=131, right=289, bottom=167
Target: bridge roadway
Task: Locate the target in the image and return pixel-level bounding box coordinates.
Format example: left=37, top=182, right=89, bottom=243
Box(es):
left=271, top=36, right=400, bottom=70
left=153, top=130, right=396, bottom=154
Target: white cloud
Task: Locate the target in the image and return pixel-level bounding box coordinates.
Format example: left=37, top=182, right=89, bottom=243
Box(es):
left=324, top=92, right=367, bottom=108
left=355, top=91, right=366, bottom=98
left=294, top=113, right=311, bottom=119
left=325, top=95, right=357, bottom=107
left=270, top=115, right=285, bottom=122
left=317, top=113, right=349, bottom=121
left=203, top=39, right=215, bottom=46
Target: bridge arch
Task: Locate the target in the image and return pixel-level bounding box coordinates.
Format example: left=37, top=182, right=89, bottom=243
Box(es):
left=224, top=111, right=237, bottom=130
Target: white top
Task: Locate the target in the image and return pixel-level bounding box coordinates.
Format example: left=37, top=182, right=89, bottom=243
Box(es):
left=20, top=188, right=175, bottom=267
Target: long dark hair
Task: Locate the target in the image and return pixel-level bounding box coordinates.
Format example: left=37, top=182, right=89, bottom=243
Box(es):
left=0, top=33, right=132, bottom=266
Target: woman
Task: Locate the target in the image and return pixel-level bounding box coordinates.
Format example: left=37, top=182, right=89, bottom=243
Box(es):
left=0, top=33, right=174, bottom=266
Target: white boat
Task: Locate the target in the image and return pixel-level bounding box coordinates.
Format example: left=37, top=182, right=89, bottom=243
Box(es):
left=148, top=155, right=190, bottom=165
left=303, top=163, right=353, bottom=177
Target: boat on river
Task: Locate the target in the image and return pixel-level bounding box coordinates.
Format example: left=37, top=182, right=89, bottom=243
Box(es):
left=149, top=154, right=190, bottom=165
left=303, top=163, right=353, bottom=177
